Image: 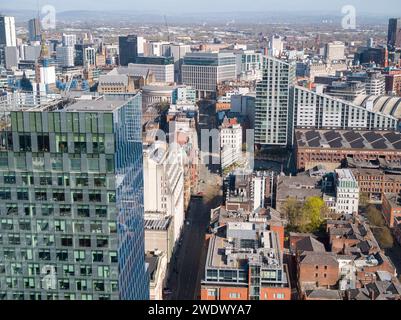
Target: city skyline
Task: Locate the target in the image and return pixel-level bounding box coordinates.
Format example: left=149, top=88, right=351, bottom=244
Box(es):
left=1, top=0, right=401, bottom=16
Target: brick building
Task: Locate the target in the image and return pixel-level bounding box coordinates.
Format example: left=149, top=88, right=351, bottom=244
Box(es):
left=201, top=222, right=291, bottom=300
left=382, top=193, right=401, bottom=228
left=295, top=130, right=401, bottom=172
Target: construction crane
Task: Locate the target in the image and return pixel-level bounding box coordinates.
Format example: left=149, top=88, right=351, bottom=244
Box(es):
left=164, top=15, right=171, bottom=42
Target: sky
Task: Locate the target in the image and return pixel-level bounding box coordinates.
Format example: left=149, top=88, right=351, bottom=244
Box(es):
left=1, top=0, right=401, bottom=15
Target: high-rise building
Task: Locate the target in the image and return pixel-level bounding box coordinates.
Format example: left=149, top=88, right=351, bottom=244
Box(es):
left=0, top=93, right=149, bottom=300
left=0, top=16, right=16, bottom=47
left=324, top=41, right=345, bottom=62
left=74, top=44, right=92, bottom=66
left=388, top=18, right=401, bottom=50
left=292, top=85, right=397, bottom=132
left=334, top=169, right=359, bottom=215
left=56, top=46, right=74, bottom=67
left=62, top=34, right=77, bottom=47
left=143, top=142, right=185, bottom=246
left=169, top=43, right=191, bottom=83
left=182, top=52, right=237, bottom=99
left=220, top=118, right=242, bottom=169
left=4, top=46, right=18, bottom=69
left=28, top=18, right=41, bottom=42
left=270, top=35, right=284, bottom=57
left=254, top=56, right=296, bottom=147
left=129, top=56, right=174, bottom=83
left=83, top=47, right=96, bottom=67
left=119, top=35, right=138, bottom=66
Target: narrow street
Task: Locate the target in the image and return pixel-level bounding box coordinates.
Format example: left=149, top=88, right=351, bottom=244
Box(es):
left=166, top=100, right=223, bottom=300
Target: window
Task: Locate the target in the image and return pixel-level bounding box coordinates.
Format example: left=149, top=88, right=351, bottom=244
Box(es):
left=37, top=135, right=50, bottom=152
left=17, top=188, right=29, bottom=200
left=89, top=191, right=101, bottom=202
left=274, top=293, right=285, bottom=299
left=77, top=206, right=90, bottom=218
left=53, top=190, right=65, bottom=202
left=76, top=280, right=87, bottom=291
left=93, top=281, right=105, bottom=292
left=95, top=206, right=107, bottom=218
left=110, top=251, right=117, bottom=263
left=61, top=236, right=73, bottom=247
left=207, top=289, right=217, bottom=297
left=79, top=237, right=91, bottom=247
left=229, top=292, right=240, bottom=299
left=19, top=134, right=32, bottom=151
left=38, top=250, right=51, bottom=261
left=55, top=220, right=66, bottom=232
left=72, top=190, right=83, bottom=202
left=4, top=173, right=16, bottom=184
left=97, top=266, right=109, bottom=278
left=74, top=250, right=86, bottom=262
left=90, top=221, right=103, bottom=233
left=96, top=236, right=108, bottom=248
left=80, top=265, right=92, bottom=276
left=92, top=251, right=103, bottom=263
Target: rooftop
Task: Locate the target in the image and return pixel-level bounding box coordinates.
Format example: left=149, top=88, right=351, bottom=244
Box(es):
left=64, top=99, right=127, bottom=112
left=296, top=129, right=401, bottom=151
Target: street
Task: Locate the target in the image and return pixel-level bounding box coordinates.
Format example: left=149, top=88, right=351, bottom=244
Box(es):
left=166, top=100, right=223, bottom=300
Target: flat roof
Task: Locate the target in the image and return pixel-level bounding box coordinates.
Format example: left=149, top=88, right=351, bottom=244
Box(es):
left=64, top=99, right=127, bottom=112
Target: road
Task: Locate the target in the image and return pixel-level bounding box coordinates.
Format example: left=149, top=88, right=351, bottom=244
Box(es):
left=166, top=100, right=223, bottom=300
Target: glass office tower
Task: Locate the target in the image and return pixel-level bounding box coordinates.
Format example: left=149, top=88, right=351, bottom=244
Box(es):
left=0, top=93, right=149, bottom=300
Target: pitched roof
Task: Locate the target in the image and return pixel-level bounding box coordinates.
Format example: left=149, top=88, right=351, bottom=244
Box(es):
left=296, top=236, right=326, bottom=253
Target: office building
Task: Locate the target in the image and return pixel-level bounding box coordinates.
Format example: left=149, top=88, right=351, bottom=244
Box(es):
left=143, top=142, right=185, bottom=246
left=28, top=18, right=41, bottom=42
left=324, top=81, right=366, bottom=101
left=62, top=34, right=77, bottom=47
left=254, top=56, right=296, bottom=147
left=347, top=71, right=386, bottom=96
left=220, top=118, right=242, bottom=169
left=201, top=222, right=291, bottom=300
left=334, top=169, right=359, bottom=215
left=325, top=42, right=345, bottom=62
left=84, top=47, right=96, bottom=67
left=169, top=43, right=191, bottom=83
left=56, top=46, right=74, bottom=67
left=0, top=93, right=149, bottom=300
left=270, top=35, right=284, bottom=58
left=119, top=35, right=138, bottom=66
left=24, top=45, right=41, bottom=61
left=74, top=44, right=92, bottom=66
left=388, top=18, right=401, bottom=50
left=129, top=56, right=174, bottom=83
left=0, top=16, right=16, bottom=47
left=182, top=52, right=237, bottom=98
left=4, top=46, right=18, bottom=69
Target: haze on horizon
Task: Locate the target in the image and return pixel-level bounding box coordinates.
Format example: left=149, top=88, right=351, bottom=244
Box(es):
left=1, top=0, right=401, bottom=16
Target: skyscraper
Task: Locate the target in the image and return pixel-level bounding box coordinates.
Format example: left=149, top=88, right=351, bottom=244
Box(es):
left=254, top=56, right=296, bottom=147
left=388, top=18, right=401, bottom=50
left=28, top=18, right=41, bottom=42
left=0, top=93, right=149, bottom=300
left=119, top=35, right=138, bottom=66
left=0, top=15, right=16, bottom=47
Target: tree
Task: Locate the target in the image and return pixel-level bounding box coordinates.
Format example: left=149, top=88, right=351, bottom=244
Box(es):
left=282, top=197, right=302, bottom=228
left=359, top=192, right=369, bottom=208
left=367, top=205, right=385, bottom=227
left=375, top=228, right=394, bottom=249
left=300, top=196, right=325, bottom=233
left=283, top=196, right=325, bottom=233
